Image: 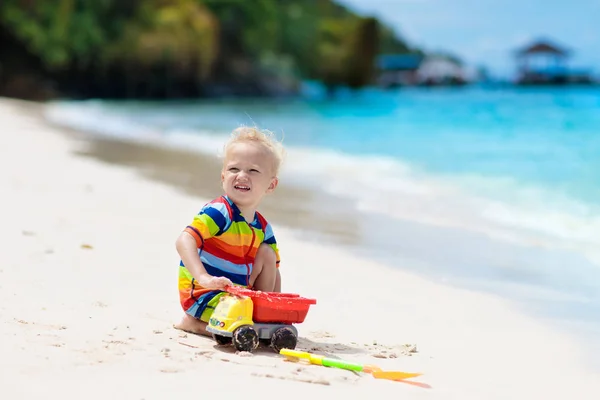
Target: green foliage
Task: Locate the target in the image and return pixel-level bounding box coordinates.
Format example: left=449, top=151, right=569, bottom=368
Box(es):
left=271, top=2, right=385, bottom=88
left=104, top=0, right=218, bottom=80
left=272, top=2, right=320, bottom=77
left=202, top=0, right=279, bottom=58
left=0, top=0, right=418, bottom=97
left=345, top=17, right=380, bottom=88
left=378, top=25, right=412, bottom=54
left=314, top=17, right=356, bottom=87
left=1, top=0, right=112, bottom=69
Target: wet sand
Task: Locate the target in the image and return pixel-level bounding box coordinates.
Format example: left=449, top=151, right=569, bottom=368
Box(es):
left=60, top=127, right=364, bottom=247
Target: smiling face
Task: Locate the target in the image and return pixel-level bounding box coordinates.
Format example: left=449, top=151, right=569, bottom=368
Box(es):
left=221, top=141, right=278, bottom=215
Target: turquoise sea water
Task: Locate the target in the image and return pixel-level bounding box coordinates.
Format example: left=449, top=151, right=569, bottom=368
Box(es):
left=45, top=86, right=600, bottom=366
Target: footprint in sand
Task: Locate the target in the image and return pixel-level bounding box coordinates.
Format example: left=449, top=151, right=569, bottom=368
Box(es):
left=195, top=350, right=213, bottom=358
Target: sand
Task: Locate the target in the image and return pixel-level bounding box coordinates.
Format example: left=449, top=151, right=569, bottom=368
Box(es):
left=1, top=97, right=598, bottom=399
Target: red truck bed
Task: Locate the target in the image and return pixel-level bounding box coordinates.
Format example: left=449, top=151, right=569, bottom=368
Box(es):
left=226, top=286, right=317, bottom=324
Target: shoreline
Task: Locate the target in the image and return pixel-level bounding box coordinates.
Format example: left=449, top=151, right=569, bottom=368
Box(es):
left=2, top=97, right=599, bottom=399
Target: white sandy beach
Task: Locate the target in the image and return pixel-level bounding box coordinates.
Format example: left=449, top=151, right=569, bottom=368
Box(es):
left=1, top=97, right=598, bottom=399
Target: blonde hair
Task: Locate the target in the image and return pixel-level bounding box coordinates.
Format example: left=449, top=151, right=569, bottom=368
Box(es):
left=223, top=125, right=286, bottom=175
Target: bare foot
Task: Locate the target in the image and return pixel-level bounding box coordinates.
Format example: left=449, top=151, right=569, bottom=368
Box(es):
left=174, top=313, right=211, bottom=337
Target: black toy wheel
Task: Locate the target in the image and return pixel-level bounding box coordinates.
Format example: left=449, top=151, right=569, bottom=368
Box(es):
left=270, top=326, right=297, bottom=353
left=232, top=325, right=259, bottom=352
left=213, top=334, right=232, bottom=346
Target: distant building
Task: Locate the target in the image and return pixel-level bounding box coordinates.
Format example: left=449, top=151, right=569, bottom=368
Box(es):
left=376, top=54, right=423, bottom=88
left=376, top=53, right=468, bottom=88
left=417, top=54, right=467, bottom=86
left=514, top=39, right=595, bottom=85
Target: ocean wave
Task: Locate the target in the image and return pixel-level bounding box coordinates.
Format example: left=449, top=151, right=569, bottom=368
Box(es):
left=283, top=147, right=600, bottom=260
left=45, top=100, right=152, bottom=139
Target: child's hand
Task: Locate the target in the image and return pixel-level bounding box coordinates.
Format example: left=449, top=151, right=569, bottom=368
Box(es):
left=204, top=276, right=233, bottom=290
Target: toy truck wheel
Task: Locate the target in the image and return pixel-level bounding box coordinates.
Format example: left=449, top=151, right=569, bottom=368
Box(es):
left=270, top=326, right=297, bottom=353
left=212, top=334, right=232, bottom=346
left=232, top=326, right=259, bottom=352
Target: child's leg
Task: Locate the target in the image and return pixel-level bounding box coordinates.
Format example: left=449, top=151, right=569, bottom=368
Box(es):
left=174, top=314, right=211, bottom=337
left=174, top=293, right=224, bottom=337
left=249, top=243, right=280, bottom=292
left=274, top=268, right=281, bottom=292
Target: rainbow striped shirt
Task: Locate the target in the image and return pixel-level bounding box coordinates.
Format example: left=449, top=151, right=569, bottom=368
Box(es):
left=178, top=195, right=280, bottom=319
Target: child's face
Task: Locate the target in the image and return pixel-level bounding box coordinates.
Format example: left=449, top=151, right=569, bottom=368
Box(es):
left=221, top=142, right=278, bottom=211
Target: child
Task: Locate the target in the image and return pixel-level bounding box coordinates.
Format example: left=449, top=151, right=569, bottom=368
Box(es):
left=174, top=126, right=285, bottom=336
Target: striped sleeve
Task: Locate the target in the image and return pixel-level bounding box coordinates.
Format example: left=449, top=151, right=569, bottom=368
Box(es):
left=184, top=201, right=231, bottom=248
left=262, top=222, right=281, bottom=268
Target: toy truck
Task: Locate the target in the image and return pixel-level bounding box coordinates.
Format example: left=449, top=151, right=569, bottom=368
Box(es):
left=206, top=286, right=317, bottom=353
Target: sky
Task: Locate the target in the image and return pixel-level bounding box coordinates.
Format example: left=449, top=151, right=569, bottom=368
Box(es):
left=339, top=0, right=600, bottom=79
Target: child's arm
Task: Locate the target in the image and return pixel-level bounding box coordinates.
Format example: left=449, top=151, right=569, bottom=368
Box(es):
left=176, top=231, right=232, bottom=290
